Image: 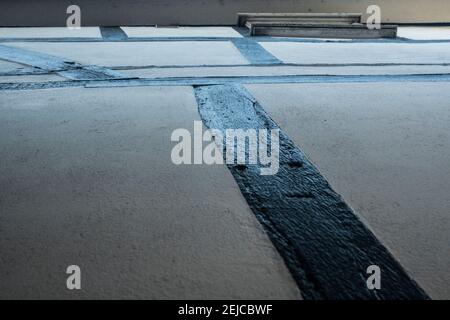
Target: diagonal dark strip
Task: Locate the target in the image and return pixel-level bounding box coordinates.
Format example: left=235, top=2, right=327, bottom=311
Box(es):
left=193, top=83, right=429, bottom=300
left=0, top=44, right=71, bottom=71
left=100, top=27, right=128, bottom=40
left=0, top=44, right=127, bottom=80
left=231, top=38, right=282, bottom=65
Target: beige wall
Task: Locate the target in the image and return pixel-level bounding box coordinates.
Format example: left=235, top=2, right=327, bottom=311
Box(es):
left=0, top=0, right=449, bottom=26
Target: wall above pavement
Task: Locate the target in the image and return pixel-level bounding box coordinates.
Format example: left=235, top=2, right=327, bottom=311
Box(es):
left=1, top=0, right=449, bottom=26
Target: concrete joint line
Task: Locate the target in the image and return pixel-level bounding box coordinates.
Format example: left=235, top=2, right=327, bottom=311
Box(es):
left=107, top=62, right=450, bottom=70
left=2, top=74, right=450, bottom=91
left=193, top=83, right=429, bottom=300
left=83, top=74, right=450, bottom=88
left=1, top=36, right=450, bottom=44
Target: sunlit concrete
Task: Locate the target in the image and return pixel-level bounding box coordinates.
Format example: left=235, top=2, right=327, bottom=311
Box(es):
left=122, top=26, right=242, bottom=38
left=0, top=86, right=301, bottom=299
left=0, top=27, right=102, bottom=38
left=7, top=41, right=249, bottom=67
left=247, top=82, right=450, bottom=300
left=398, top=27, right=450, bottom=40
left=118, top=64, right=450, bottom=79
left=260, top=42, right=450, bottom=65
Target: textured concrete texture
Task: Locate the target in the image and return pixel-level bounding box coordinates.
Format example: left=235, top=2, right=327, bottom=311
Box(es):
left=248, top=23, right=397, bottom=39
left=246, top=82, right=450, bottom=300
left=0, top=0, right=449, bottom=26
left=260, top=42, right=450, bottom=65
left=119, top=65, right=450, bottom=79
left=8, top=41, right=249, bottom=67
left=1, top=26, right=449, bottom=300
left=0, top=27, right=101, bottom=38
left=0, top=74, right=65, bottom=83
left=121, top=26, right=242, bottom=38
left=0, top=86, right=301, bottom=299
left=0, top=59, right=26, bottom=73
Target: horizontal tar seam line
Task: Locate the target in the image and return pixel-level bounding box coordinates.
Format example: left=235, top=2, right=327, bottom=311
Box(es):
left=2, top=73, right=450, bottom=90
left=1, top=37, right=450, bottom=44
left=108, top=62, right=450, bottom=70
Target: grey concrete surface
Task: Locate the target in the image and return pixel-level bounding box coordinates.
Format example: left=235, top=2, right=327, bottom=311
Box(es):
left=260, top=42, right=450, bottom=65
left=237, top=13, right=363, bottom=27
left=0, top=86, right=301, bottom=299
left=0, top=0, right=449, bottom=26
left=118, top=65, right=450, bottom=79
left=246, top=82, right=450, bottom=300
left=0, top=59, right=26, bottom=73
left=121, top=27, right=242, bottom=38
left=249, top=23, right=397, bottom=39
left=0, top=27, right=101, bottom=38
left=7, top=42, right=249, bottom=67
left=1, top=26, right=449, bottom=300
left=0, top=74, right=65, bottom=83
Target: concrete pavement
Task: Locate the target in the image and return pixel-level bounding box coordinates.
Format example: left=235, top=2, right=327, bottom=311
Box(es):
left=247, top=82, right=450, bottom=299
left=0, top=86, right=300, bottom=299
left=0, top=26, right=449, bottom=299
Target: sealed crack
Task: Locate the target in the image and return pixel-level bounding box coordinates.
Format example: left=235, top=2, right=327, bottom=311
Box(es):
left=194, top=83, right=429, bottom=300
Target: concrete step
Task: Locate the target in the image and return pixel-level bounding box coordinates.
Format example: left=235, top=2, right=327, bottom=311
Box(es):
left=237, top=13, right=362, bottom=27
left=247, top=22, right=398, bottom=39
